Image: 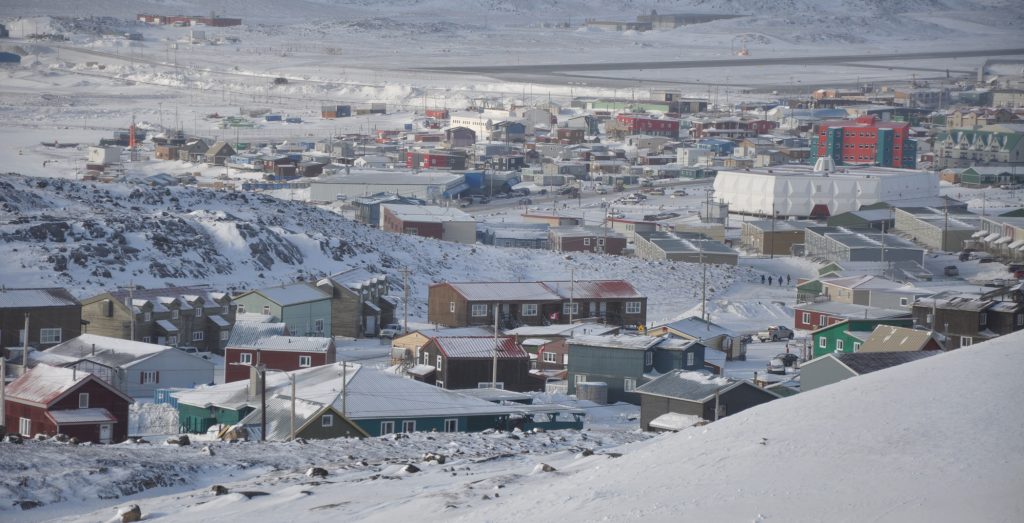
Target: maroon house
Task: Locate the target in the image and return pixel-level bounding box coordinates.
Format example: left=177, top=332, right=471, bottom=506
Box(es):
left=414, top=336, right=532, bottom=392
left=548, top=225, right=627, bottom=255
left=223, top=335, right=335, bottom=383
left=794, top=302, right=911, bottom=331
left=4, top=364, right=133, bottom=443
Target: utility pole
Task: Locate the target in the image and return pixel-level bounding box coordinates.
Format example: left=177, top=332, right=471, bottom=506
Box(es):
left=492, top=305, right=499, bottom=389
left=289, top=374, right=296, bottom=442
left=402, top=267, right=409, bottom=335
left=569, top=268, right=575, bottom=324
left=118, top=282, right=136, bottom=340
left=258, top=363, right=267, bottom=442
left=341, top=360, right=347, bottom=416
left=22, top=313, right=29, bottom=375
left=0, top=353, right=6, bottom=433
left=701, top=242, right=708, bottom=327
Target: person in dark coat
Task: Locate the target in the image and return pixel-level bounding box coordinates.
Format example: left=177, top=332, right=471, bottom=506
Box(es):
left=761, top=274, right=765, bottom=284
left=787, top=274, right=791, bottom=285
left=768, top=276, right=773, bottom=286
left=778, top=275, right=783, bottom=286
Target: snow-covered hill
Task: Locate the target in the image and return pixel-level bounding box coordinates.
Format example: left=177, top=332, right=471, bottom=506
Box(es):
left=0, top=173, right=741, bottom=323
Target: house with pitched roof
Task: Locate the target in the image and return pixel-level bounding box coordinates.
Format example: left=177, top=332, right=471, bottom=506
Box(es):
left=81, top=286, right=235, bottom=353
left=414, top=336, right=532, bottom=391
left=794, top=301, right=911, bottom=331
left=3, top=364, right=133, bottom=443
left=858, top=325, right=943, bottom=352
left=0, top=287, right=82, bottom=350
left=811, top=318, right=915, bottom=358
left=567, top=334, right=707, bottom=405
left=232, top=282, right=332, bottom=337
left=427, top=280, right=646, bottom=329
left=35, top=334, right=215, bottom=398
left=636, top=371, right=779, bottom=430
left=651, top=316, right=745, bottom=361
left=315, top=267, right=395, bottom=338
left=224, top=335, right=335, bottom=383
left=801, top=351, right=939, bottom=391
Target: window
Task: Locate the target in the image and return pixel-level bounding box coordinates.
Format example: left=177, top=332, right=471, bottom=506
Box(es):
left=623, top=378, right=636, bottom=392
left=820, top=315, right=830, bottom=327
left=39, top=328, right=62, bottom=344
left=687, top=352, right=695, bottom=367
left=220, top=330, right=229, bottom=341
left=168, top=335, right=178, bottom=345
left=961, top=337, right=973, bottom=347
left=299, top=355, right=312, bottom=368
left=402, top=420, right=416, bottom=433
left=979, top=313, right=987, bottom=326
left=1017, top=313, right=1023, bottom=327
left=79, top=393, right=89, bottom=409
left=583, top=237, right=591, bottom=246
left=853, top=342, right=861, bottom=352
left=240, top=352, right=252, bottom=364
left=195, top=308, right=203, bottom=318
left=575, top=374, right=588, bottom=385
left=144, top=312, right=152, bottom=322
left=926, top=313, right=934, bottom=324
left=900, top=298, right=909, bottom=306
left=141, top=371, right=158, bottom=384
left=625, top=301, right=642, bottom=314
left=314, top=319, right=324, bottom=333
left=597, top=238, right=605, bottom=246
left=450, top=301, right=456, bottom=313
left=262, top=305, right=271, bottom=316
left=19, top=417, right=31, bottom=437
left=836, top=339, right=845, bottom=351
left=237, top=304, right=246, bottom=314
left=801, top=312, right=810, bottom=325
left=819, top=337, right=827, bottom=348
left=321, top=414, right=334, bottom=428
left=471, top=304, right=488, bottom=317
left=143, top=336, right=151, bottom=343
left=171, top=309, right=180, bottom=320
left=437, top=355, right=443, bottom=371
left=543, top=351, right=557, bottom=363
left=644, top=351, right=653, bottom=366
left=223, top=305, right=230, bottom=315
left=444, top=419, right=458, bottom=432
left=380, top=421, right=395, bottom=435
left=563, top=302, right=579, bottom=315
left=192, top=331, right=204, bottom=342
left=522, top=304, right=538, bottom=316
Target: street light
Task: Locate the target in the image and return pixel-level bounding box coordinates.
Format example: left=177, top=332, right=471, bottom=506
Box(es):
left=230, top=362, right=296, bottom=442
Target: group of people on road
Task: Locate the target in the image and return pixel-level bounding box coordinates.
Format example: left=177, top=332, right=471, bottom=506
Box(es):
left=761, top=274, right=791, bottom=286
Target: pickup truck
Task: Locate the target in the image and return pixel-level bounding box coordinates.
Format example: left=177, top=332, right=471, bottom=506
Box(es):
left=757, top=326, right=794, bottom=342
left=379, top=323, right=406, bottom=339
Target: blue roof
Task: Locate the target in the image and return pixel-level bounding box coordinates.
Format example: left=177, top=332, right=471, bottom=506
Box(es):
left=252, top=282, right=330, bottom=306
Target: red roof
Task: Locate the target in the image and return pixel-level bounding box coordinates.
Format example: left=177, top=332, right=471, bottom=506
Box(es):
left=543, top=280, right=643, bottom=300
left=5, top=364, right=133, bottom=407
left=431, top=336, right=528, bottom=359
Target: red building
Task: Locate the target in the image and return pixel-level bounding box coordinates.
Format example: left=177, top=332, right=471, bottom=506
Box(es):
left=811, top=115, right=916, bottom=168
left=223, top=336, right=336, bottom=383
left=4, top=365, right=133, bottom=443
left=405, top=149, right=466, bottom=170
left=794, top=301, right=912, bottom=331
left=425, top=108, right=450, bottom=119
left=614, top=114, right=680, bottom=138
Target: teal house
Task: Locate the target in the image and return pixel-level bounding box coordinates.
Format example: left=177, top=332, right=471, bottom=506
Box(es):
left=811, top=318, right=913, bottom=358
left=233, top=282, right=333, bottom=337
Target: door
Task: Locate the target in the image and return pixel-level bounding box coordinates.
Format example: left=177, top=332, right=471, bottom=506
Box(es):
left=365, top=315, right=376, bottom=336
left=99, top=424, right=112, bottom=444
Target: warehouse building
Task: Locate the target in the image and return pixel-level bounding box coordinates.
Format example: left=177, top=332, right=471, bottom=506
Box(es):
left=634, top=231, right=738, bottom=265
left=309, top=171, right=466, bottom=203
left=739, top=220, right=816, bottom=256
left=893, top=207, right=979, bottom=252
left=804, top=226, right=925, bottom=264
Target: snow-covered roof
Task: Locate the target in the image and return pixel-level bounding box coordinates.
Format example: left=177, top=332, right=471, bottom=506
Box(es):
left=227, top=321, right=288, bottom=347
left=46, top=408, right=118, bottom=425
left=5, top=364, right=131, bottom=407
left=445, top=282, right=561, bottom=302
left=0, top=287, right=79, bottom=308
left=40, top=334, right=174, bottom=369
left=432, top=336, right=528, bottom=359
left=381, top=204, right=475, bottom=223
left=504, top=323, right=619, bottom=337
left=247, top=282, right=331, bottom=307
left=859, top=326, right=938, bottom=352
left=321, top=267, right=387, bottom=291
left=658, top=316, right=735, bottom=339
left=795, top=301, right=911, bottom=320
left=635, top=370, right=752, bottom=403
left=648, top=412, right=703, bottom=431
left=231, top=335, right=333, bottom=353
left=542, top=280, right=643, bottom=300
left=568, top=334, right=663, bottom=351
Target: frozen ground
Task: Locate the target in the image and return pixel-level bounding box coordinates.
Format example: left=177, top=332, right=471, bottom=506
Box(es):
left=4, top=328, right=1021, bottom=522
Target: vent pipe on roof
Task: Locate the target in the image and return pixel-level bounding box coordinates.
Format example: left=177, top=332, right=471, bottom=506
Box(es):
left=92, top=344, right=96, bottom=356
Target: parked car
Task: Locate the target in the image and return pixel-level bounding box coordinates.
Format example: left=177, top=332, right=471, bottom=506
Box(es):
left=596, top=187, right=608, bottom=195
left=767, top=358, right=786, bottom=375
left=757, top=325, right=794, bottom=342
left=671, top=189, right=688, bottom=198
left=379, top=323, right=406, bottom=339
left=519, top=197, right=533, bottom=205
left=774, top=353, right=799, bottom=367
left=943, top=265, right=959, bottom=277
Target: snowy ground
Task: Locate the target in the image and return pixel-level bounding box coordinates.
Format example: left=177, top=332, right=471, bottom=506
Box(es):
left=6, top=328, right=1022, bottom=522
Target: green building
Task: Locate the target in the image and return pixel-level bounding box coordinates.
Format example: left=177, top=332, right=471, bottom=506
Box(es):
left=811, top=318, right=914, bottom=358
left=233, top=282, right=333, bottom=337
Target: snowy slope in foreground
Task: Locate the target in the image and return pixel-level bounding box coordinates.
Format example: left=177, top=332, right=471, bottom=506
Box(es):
left=49, top=331, right=1019, bottom=523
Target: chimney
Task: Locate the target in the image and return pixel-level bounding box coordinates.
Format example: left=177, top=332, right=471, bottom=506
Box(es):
left=91, top=343, right=96, bottom=356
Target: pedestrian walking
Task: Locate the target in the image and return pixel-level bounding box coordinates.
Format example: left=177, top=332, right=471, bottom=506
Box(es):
left=778, top=275, right=783, bottom=286
left=787, top=274, right=791, bottom=285
left=761, top=274, right=765, bottom=284
left=768, top=276, right=773, bottom=286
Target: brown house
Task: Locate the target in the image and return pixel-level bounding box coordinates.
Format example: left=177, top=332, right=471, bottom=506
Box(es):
left=0, top=288, right=81, bottom=350
left=428, top=280, right=647, bottom=329
left=536, top=338, right=569, bottom=373
left=81, top=286, right=235, bottom=354
left=315, top=267, right=395, bottom=338
left=549, top=225, right=627, bottom=255
left=414, top=336, right=532, bottom=391
left=912, top=288, right=1024, bottom=349
left=4, top=364, right=133, bottom=443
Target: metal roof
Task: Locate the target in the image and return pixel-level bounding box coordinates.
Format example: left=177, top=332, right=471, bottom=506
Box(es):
left=0, top=287, right=79, bottom=308
left=39, top=334, right=173, bottom=369
left=47, top=408, right=118, bottom=425
left=381, top=204, right=475, bottom=223
left=648, top=412, right=703, bottom=431
left=431, top=336, right=528, bottom=359
left=859, top=326, right=938, bottom=352
left=5, top=364, right=93, bottom=405
left=444, top=282, right=562, bottom=302
left=568, top=334, right=663, bottom=351
left=227, top=321, right=288, bottom=347
left=635, top=370, right=742, bottom=403
left=249, top=282, right=331, bottom=307
left=833, top=351, right=938, bottom=374
left=231, top=335, right=333, bottom=353
left=543, top=280, right=642, bottom=300
left=451, top=388, right=533, bottom=403
left=106, top=285, right=226, bottom=310
left=796, top=301, right=911, bottom=320
left=322, top=267, right=387, bottom=291
left=504, top=323, right=620, bottom=337
left=658, top=316, right=736, bottom=339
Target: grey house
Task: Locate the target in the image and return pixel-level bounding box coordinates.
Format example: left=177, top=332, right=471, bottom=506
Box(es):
left=636, top=370, right=779, bottom=430
left=567, top=334, right=706, bottom=405
left=800, top=351, right=938, bottom=392
left=232, top=283, right=332, bottom=337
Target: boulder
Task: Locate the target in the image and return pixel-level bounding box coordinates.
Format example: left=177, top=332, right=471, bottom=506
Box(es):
left=236, top=491, right=269, bottom=499
left=119, top=504, right=142, bottom=522
left=210, top=485, right=229, bottom=496
left=535, top=463, right=557, bottom=473
left=17, top=500, right=42, bottom=510
left=68, top=437, right=79, bottom=446
left=401, top=464, right=420, bottom=474
left=306, top=467, right=328, bottom=479
left=200, top=446, right=214, bottom=456
left=580, top=449, right=594, bottom=457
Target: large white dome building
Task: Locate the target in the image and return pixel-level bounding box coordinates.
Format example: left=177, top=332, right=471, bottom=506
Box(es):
left=711, top=161, right=939, bottom=218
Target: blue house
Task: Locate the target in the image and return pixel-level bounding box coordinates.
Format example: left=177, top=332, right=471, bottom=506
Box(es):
left=696, top=138, right=734, bottom=156
left=567, top=334, right=707, bottom=405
